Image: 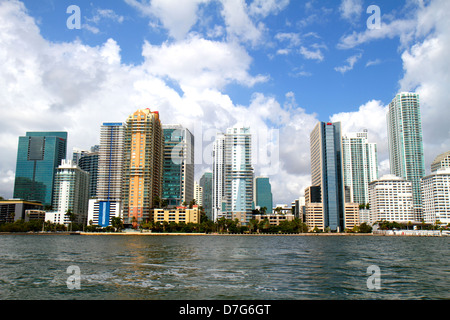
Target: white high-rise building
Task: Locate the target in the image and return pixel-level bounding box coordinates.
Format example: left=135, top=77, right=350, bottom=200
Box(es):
left=52, top=160, right=89, bottom=225
left=194, top=181, right=203, bottom=207
left=88, top=122, right=125, bottom=228
left=342, top=130, right=378, bottom=205
left=212, top=127, right=254, bottom=224
left=421, top=168, right=450, bottom=225
left=212, top=133, right=225, bottom=222
left=224, top=127, right=254, bottom=225
left=369, top=174, right=415, bottom=223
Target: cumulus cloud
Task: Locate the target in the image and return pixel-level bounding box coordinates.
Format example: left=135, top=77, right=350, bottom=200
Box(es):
left=125, top=0, right=209, bottom=40
left=334, top=52, right=362, bottom=74
left=339, top=0, right=363, bottom=22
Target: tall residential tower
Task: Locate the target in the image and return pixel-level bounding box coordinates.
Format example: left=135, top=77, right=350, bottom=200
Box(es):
left=123, top=109, right=163, bottom=227
left=342, top=130, right=378, bottom=205
left=387, top=92, right=425, bottom=219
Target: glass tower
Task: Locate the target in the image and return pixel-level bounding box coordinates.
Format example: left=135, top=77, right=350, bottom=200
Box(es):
left=387, top=92, right=425, bottom=219
left=310, top=122, right=345, bottom=232
left=199, top=172, right=213, bottom=220
left=162, top=125, right=194, bottom=207
left=254, top=177, right=273, bottom=213
left=13, top=132, right=68, bottom=207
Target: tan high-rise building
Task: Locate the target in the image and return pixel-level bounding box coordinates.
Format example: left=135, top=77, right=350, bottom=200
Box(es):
left=123, top=109, right=163, bottom=227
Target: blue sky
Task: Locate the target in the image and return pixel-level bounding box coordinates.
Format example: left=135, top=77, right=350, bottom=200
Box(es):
left=22, top=0, right=405, bottom=118
left=1, top=0, right=449, bottom=204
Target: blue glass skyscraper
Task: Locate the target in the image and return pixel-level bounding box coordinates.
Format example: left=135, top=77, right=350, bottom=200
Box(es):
left=13, top=132, right=68, bottom=207
left=310, top=122, right=345, bottom=232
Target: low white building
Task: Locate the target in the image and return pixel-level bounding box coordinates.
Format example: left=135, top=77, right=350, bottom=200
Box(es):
left=369, top=174, right=415, bottom=223
left=421, top=168, right=450, bottom=225
left=87, top=199, right=122, bottom=227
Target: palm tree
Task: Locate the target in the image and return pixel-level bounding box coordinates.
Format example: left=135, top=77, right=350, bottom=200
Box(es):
left=65, top=209, right=76, bottom=231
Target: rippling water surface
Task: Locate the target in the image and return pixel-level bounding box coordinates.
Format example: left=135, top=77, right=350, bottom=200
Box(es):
left=0, top=234, right=448, bottom=300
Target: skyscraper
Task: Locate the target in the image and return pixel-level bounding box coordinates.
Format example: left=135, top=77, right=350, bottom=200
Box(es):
left=194, top=181, right=203, bottom=207
left=13, top=132, right=67, bottom=207
left=223, top=127, right=254, bottom=224
left=342, top=130, right=378, bottom=205
left=310, top=122, right=345, bottom=232
left=123, top=109, right=163, bottom=227
left=212, top=133, right=225, bottom=222
left=52, top=159, right=89, bottom=225
left=387, top=92, right=425, bottom=219
left=162, top=124, right=194, bottom=207
left=254, top=177, right=273, bottom=213
left=199, top=172, right=213, bottom=220
left=88, top=123, right=125, bottom=227
left=73, top=146, right=99, bottom=199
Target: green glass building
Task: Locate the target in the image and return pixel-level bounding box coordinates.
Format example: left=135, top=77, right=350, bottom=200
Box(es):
left=254, top=177, right=273, bottom=213
left=162, top=125, right=194, bottom=207
left=13, top=132, right=68, bottom=207
left=387, top=92, right=425, bottom=219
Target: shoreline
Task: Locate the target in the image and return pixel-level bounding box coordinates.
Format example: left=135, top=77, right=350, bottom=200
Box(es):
left=0, top=231, right=445, bottom=237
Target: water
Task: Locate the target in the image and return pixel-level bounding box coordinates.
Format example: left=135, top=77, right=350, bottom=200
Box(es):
left=0, top=234, right=449, bottom=300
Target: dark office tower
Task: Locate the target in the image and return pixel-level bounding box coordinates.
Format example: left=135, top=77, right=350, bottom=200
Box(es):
left=13, top=132, right=67, bottom=207
left=162, top=124, right=194, bottom=207
left=310, top=122, right=345, bottom=232
left=254, top=177, right=273, bottom=213
left=73, top=146, right=99, bottom=199
left=199, top=172, right=213, bottom=220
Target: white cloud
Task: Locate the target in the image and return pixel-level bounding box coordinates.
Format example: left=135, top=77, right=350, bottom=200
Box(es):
left=339, top=0, right=363, bottom=22
left=299, top=46, right=324, bottom=61
left=141, top=35, right=268, bottom=91
left=125, top=0, right=209, bottom=40
left=334, top=52, right=362, bottom=74
left=219, top=0, right=264, bottom=46
left=248, top=0, right=290, bottom=18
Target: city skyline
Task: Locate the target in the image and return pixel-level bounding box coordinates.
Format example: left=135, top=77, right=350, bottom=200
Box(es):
left=1, top=0, right=449, bottom=207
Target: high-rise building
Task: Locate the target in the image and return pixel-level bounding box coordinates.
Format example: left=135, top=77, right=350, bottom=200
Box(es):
left=309, top=122, right=345, bottom=232
left=387, top=92, right=425, bottom=219
left=73, top=146, right=99, bottom=199
left=223, top=127, right=254, bottom=225
left=369, top=174, right=414, bottom=223
left=342, top=130, right=378, bottom=205
left=162, top=124, right=194, bottom=207
left=194, top=181, right=203, bottom=207
left=52, top=160, right=89, bottom=225
left=421, top=168, right=450, bottom=225
left=212, top=133, right=225, bottom=222
left=122, top=109, right=163, bottom=227
left=212, top=127, right=254, bottom=224
left=88, top=123, right=125, bottom=228
left=431, top=151, right=450, bottom=172
left=13, top=132, right=68, bottom=207
left=254, top=177, right=273, bottom=213
left=199, top=172, right=213, bottom=220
